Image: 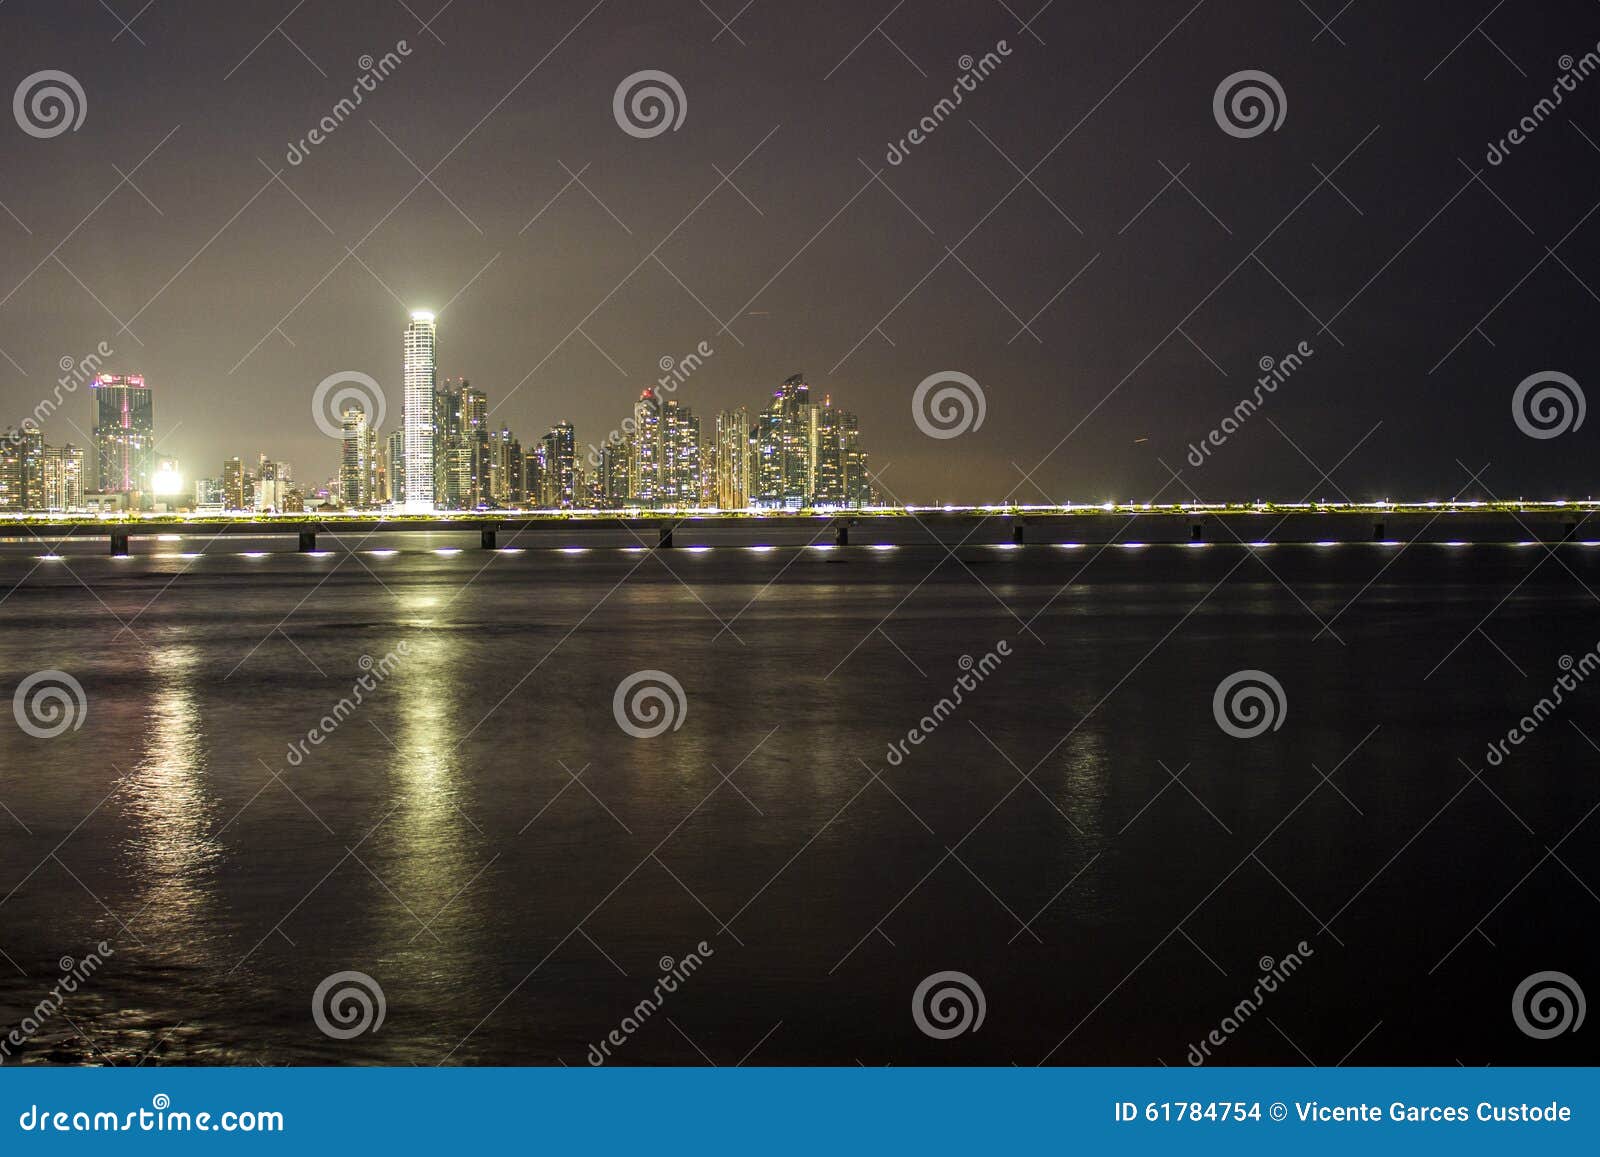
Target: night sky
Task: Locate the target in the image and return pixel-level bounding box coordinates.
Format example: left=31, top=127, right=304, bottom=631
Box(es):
left=1, top=0, right=1597, bottom=502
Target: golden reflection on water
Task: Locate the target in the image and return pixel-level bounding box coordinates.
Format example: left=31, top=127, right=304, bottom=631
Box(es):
left=379, top=630, right=483, bottom=960
left=123, top=643, right=223, bottom=960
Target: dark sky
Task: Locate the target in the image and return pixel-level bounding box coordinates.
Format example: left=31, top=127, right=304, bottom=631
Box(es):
left=1, top=0, right=1597, bottom=502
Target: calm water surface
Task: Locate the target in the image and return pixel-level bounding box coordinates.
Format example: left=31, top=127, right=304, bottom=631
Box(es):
left=0, top=532, right=1596, bottom=1065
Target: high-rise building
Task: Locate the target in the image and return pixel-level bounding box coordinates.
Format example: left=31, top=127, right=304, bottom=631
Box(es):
left=221, top=456, right=246, bottom=510
left=810, top=395, right=847, bottom=506
left=628, top=389, right=663, bottom=506
left=340, top=404, right=376, bottom=508
left=658, top=399, right=700, bottom=507
left=0, top=428, right=43, bottom=511
left=385, top=430, right=406, bottom=504
left=402, top=311, right=437, bottom=511
left=41, top=443, right=84, bottom=511
left=598, top=443, right=628, bottom=508
left=714, top=406, right=751, bottom=510
left=91, top=373, right=154, bottom=499
left=541, top=421, right=576, bottom=508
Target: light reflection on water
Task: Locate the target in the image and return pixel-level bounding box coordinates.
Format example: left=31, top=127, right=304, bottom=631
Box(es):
left=0, top=543, right=1595, bottom=1065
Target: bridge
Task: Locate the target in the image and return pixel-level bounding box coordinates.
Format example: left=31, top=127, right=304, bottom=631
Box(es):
left=1, top=501, right=1597, bottom=555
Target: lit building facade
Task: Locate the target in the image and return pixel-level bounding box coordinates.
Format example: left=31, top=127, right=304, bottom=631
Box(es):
left=402, top=312, right=437, bottom=510
left=91, top=373, right=154, bottom=498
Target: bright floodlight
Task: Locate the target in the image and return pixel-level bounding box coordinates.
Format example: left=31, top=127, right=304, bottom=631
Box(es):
left=410, top=309, right=435, bottom=322
left=151, top=463, right=183, bottom=496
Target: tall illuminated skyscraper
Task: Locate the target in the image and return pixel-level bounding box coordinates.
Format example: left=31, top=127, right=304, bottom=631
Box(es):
left=91, top=373, right=154, bottom=497
left=715, top=406, right=751, bottom=510
left=402, top=311, right=437, bottom=511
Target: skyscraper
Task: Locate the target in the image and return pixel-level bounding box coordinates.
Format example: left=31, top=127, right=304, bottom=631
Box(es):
left=659, top=399, right=700, bottom=507
left=41, top=443, right=84, bottom=511
left=221, top=456, right=246, bottom=511
left=714, top=406, right=751, bottom=510
left=402, top=311, right=437, bottom=511
left=340, top=403, right=376, bottom=508
left=628, top=389, right=663, bottom=506
left=542, top=421, right=576, bottom=508
left=386, top=430, right=406, bottom=504
left=91, top=373, right=154, bottom=498
left=0, top=428, right=42, bottom=511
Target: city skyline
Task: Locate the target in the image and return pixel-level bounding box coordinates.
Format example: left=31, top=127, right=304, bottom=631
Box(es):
left=1, top=309, right=885, bottom=513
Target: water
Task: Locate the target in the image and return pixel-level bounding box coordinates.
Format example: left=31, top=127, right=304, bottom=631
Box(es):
left=1, top=533, right=1596, bottom=1066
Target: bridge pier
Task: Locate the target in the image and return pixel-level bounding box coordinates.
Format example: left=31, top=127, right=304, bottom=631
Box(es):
left=1565, top=521, right=1578, bottom=541
left=835, top=523, right=848, bottom=546
left=1012, top=519, right=1025, bottom=545
left=657, top=525, right=673, bottom=549
left=1373, top=521, right=1385, bottom=541
left=298, top=531, right=316, bottom=553
left=481, top=529, right=497, bottom=550
left=1190, top=521, right=1204, bottom=542
left=110, top=531, right=128, bottom=557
